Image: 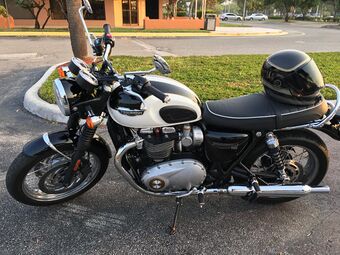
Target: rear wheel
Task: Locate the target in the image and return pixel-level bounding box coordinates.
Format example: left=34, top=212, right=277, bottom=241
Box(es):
left=243, top=130, right=329, bottom=203
left=6, top=143, right=109, bottom=206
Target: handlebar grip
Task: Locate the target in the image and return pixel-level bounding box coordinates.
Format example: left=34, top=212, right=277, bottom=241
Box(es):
left=103, top=24, right=111, bottom=35
left=143, top=82, right=170, bottom=103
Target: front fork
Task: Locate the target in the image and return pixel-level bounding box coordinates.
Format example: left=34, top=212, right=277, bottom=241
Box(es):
left=265, top=132, right=290, bottom=183
left=63, top=114, right=104, bottom=186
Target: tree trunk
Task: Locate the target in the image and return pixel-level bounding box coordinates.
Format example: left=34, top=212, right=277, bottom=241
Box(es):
left=285, top=12, right=289, bottom=22
left=66, top=0, right=88, bottom=60
left=333, top=1, right=337, bottom=23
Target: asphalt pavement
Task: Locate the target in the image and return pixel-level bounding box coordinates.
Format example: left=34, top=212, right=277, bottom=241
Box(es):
left=0, top=21, right=340, bottom=254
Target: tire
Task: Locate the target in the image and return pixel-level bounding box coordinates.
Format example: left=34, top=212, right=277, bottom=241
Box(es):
left=6, top=143, right=109, bottom=206
left=223, top=17, right=228, bottom=21
left=250, top=18, right=253, bottom=21
left=237, top=18, right=241, bottom=21
left=243, top=129, right=329, bottom=204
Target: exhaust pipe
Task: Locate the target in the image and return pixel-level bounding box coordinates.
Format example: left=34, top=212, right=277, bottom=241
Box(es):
left=227, top=185, right=330, bottom=198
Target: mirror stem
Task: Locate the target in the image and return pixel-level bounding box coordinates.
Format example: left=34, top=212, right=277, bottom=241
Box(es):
left=78, top=6, right=94, bottom=47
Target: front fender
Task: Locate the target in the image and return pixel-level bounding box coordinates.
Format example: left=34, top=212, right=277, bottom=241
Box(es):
left=23, top=130, right=113, bottom=158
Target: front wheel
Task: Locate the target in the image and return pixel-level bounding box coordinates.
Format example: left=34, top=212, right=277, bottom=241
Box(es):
left=244, top=129, right=329, bottom=203
left=6, top=143, right=109, bottom=206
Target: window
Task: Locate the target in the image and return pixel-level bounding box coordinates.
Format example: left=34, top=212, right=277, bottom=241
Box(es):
left=50, top=0, right=67, bottom=20
left=85, top=0, right=106, bottom=20
left=122, top=0, right=138, bottom=25
left=50, top=0, right=106, bottom=20
left=3, top=0, right=34, bottom=19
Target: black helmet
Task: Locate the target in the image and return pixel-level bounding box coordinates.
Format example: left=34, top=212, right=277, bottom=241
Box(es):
left=261, top=49, right=324, bottom=106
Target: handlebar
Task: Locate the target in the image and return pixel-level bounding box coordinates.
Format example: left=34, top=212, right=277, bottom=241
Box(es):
left=143, top=82, right=170, bottom=103
left=133, top=75, right=170, bottom=103
left=103, top=24, right=111, bottom=35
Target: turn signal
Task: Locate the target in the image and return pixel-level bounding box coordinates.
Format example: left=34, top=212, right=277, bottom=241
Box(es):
left=58, top=67, right=66, bottom=78
left=86, top=117, right=95, bottom=129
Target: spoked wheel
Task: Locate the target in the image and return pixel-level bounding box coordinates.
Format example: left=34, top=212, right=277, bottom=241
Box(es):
left=243, top=130, right=329, bottom=203
left=6, top=144, right=109, bottom=206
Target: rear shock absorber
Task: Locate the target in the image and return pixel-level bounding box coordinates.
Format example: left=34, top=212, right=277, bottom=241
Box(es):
left=63, top=115, right=103, bottom=186
left=265, top=132, right=290, bottom=182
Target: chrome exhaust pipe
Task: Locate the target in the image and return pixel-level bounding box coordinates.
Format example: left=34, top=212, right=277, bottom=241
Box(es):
left=227, top=185, right=330, bottom=197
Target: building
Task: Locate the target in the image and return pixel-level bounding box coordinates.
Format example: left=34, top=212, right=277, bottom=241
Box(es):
left=1, top=0, right=211, bottom=29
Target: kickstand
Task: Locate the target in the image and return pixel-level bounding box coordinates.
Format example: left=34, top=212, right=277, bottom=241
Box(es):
left=169, top=197, right=183, bottom=235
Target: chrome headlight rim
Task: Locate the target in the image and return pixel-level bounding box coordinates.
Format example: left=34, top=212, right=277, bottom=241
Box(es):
left=53, top=79, right=71, bottom=116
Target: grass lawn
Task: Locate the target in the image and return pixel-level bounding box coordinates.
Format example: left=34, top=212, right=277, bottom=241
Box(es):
left=219, top=23, right=250, bottom=27
left=39, top=52, right=340, bottom=104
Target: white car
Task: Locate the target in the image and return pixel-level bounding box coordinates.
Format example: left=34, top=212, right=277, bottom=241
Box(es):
left=220, top=13, right=243, bottom=21
left=245, top=13, right=268, bottom=21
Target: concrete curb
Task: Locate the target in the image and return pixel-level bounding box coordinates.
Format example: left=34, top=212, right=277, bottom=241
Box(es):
left=23, top=62, right=69, bottom=124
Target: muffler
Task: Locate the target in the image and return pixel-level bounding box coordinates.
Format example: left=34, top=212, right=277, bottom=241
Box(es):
left=226, top=185, right=330, bottom=198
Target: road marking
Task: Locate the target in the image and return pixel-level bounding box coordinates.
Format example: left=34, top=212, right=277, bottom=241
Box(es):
left=0, top=53, right=38, bottom=60
left=131, top=39, right=177, bottom=57
left=52, top=203, right=127, bottom=232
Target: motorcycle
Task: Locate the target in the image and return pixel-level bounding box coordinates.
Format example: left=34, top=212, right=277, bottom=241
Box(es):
left=6, top=0, right=340, bottom=234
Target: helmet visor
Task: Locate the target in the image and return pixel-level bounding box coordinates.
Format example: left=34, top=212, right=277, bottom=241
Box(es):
left=286, top=59, right=324, bottom=97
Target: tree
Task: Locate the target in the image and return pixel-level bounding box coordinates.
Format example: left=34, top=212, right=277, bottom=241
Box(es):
left=16, top=0, right=51, bottom=29
left=0, top=5, right=9, bottom=17
left=321, top=0, right=340, bottom=22
left=299, top=0, right=320, bottom=18
left=65, top=0, right=88, bottom=59
left=265, top=0, right=298, bottom=21
left=236, top=0, right=264, bottom=15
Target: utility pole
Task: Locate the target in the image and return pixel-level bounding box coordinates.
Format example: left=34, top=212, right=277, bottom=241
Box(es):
left=242, top=0, right=247, bottom=20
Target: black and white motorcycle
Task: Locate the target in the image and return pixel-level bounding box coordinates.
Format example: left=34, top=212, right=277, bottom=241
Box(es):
left=6, top=0, right=340, bottom=234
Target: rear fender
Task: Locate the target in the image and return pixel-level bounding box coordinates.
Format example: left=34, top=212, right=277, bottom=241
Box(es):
left=23, top=130, right=112, bottom=158
left=317, top=105, right=340, bottom=140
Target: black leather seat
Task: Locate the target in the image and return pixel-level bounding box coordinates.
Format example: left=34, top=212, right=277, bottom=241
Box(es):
left=203, top=93, right=328, bottom=131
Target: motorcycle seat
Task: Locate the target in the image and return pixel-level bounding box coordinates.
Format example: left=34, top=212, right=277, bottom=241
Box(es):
left=203, top=93, right=328, bottom=131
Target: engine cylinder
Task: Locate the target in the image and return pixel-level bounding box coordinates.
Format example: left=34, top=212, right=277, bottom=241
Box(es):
left=144, top=140, right=174, bottom=161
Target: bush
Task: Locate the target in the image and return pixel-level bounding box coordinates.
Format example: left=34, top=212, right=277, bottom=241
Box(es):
left=177, top=10, right=187, bottom=17
left=0, top=5, right=9, bottom=18
left=268, top=16, right=283, bottom=20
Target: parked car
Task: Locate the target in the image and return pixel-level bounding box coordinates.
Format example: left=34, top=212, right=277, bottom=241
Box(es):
left=220, top=13, right=243, bottom=21
left=245, top=13, right=268, bottom=21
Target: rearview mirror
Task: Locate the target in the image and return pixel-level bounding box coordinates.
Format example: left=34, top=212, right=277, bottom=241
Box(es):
left=153, top=55, right=171, bottom=75
left=83, top=0, right=93, bottom=14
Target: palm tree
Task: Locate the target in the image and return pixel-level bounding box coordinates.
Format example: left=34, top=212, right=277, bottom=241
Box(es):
left=66, top=0, right=88, bottom=59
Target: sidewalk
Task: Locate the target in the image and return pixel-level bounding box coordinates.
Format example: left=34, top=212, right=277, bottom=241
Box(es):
left=0, top=27, right=287, bottom=38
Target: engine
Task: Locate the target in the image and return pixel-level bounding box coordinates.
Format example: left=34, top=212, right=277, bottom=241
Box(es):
left=139, top=125, right=204, bottom=162
left=138, top=125, right=206, bottom=192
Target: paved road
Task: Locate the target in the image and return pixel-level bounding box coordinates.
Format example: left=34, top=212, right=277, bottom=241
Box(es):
left=0, top=22, right=340, bottom=254
left=0, top=21, right=339, bottom=58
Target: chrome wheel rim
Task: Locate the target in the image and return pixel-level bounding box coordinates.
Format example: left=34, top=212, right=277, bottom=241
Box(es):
left=250, top=145, right=319, bottom=185
left=22, top=151, right=101, bottom=202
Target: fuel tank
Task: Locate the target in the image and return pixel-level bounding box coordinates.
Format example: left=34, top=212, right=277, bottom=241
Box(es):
left=108, top=75, right=202, bottom=128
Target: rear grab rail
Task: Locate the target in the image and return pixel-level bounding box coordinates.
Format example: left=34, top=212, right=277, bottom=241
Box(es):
left=280, top=84, right=340, bottom=131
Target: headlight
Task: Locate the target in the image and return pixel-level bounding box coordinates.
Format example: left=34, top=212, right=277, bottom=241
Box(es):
left=53, top=79, right=71, bottom=116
